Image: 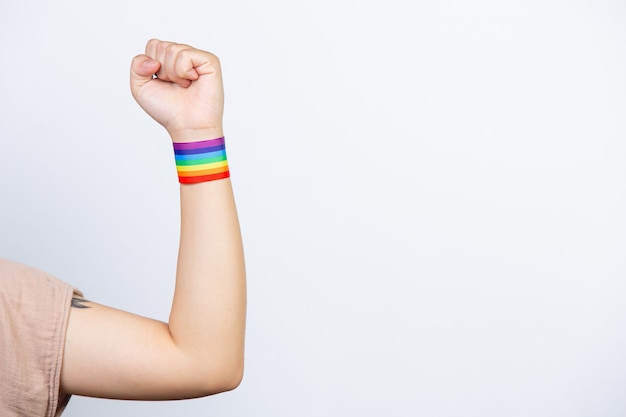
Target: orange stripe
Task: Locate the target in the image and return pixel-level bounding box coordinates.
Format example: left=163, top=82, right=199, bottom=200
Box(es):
left=177, top=166, right=230, bottom=177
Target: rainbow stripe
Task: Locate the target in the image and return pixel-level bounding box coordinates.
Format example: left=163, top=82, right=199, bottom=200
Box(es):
left=173, top=137, right=230, bottom=184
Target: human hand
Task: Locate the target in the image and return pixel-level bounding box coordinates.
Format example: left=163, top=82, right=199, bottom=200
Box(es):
left=130, top=39, right=224, bottom=142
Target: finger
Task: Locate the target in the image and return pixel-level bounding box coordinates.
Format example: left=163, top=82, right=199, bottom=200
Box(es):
left=155, top=41, right=174, bottom=82
left=174, top=45, right=201, bottom=82
left=162, top=44, right=193, bottom=88
left=167, top=46, right=221, bottom=86
left=144, top=38, right=161, bottom=61
left=186, top=49, right=222, bottom=79
left=175, top=47, right=201, bottom=81
left=145, top=40, right=191, bottom=86
left=148, top=40, right=174, bottom=82
left=130, top=54, right=161, bottom=99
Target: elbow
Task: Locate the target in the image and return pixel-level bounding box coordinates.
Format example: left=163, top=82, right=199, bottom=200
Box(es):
left=194, top=355, right=244, bottom=396
left=214, top=358, right=244, bottom=393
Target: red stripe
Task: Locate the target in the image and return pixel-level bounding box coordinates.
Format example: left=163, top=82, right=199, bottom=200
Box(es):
left=178, top=170, right=231, bottom=184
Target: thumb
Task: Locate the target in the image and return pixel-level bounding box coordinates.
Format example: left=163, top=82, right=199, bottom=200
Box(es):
left=130, top=54, right=160, bottom=98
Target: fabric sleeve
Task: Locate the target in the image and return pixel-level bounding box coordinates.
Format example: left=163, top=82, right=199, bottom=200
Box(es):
left=0, top=259, right=80, bottom=417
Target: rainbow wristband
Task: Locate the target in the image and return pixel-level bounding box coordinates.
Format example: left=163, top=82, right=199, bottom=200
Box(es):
left=173, top=137, right=230, bottom=184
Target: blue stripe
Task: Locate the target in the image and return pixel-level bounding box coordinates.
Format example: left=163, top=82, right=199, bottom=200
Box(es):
left=175, top=149, right=227, bottom=161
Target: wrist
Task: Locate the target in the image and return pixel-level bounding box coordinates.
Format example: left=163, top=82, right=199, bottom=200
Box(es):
left=169, top=127, right=224, bottom=143
left=173, top=137, right=230, bottom=184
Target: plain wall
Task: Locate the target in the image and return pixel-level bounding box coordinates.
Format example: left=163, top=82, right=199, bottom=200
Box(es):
left=1, top=1, right=625, bottom=416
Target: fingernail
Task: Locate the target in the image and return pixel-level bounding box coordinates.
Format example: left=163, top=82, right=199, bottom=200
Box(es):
left=143, top=58, right=158, bottom=67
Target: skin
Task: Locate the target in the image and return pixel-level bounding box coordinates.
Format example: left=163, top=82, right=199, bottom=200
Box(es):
left=59, top=39, right=246, bottom=400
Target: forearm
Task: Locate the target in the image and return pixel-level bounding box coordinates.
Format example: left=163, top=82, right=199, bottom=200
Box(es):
left=61, top=177, right=246, bottom=400
left=169, top=178, right=246, bottom=383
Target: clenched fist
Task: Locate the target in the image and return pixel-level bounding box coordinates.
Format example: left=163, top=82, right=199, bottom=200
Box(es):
left=130, top=39, right=224, bottom=143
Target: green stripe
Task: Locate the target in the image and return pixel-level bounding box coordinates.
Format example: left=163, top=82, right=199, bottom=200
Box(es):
left=175, top=155, right=228, bottom=166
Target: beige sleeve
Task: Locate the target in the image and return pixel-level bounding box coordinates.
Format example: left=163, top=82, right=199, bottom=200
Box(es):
left=0, top=259, right=79, bottom=417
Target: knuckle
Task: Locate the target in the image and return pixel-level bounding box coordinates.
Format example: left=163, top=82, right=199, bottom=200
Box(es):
left=206, top=52, right=221, bottom=66
left=146, top=38, right=160, bottom=49
left=157, top=41, right=173, bottom=55
left=165, top=42, right=181, bottom=54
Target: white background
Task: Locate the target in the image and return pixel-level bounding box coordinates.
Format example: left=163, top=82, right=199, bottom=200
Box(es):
left=1, top=1, right=625, bottom=416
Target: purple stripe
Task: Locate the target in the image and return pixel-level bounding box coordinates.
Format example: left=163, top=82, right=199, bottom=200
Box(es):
left=174, top=144, right=225, bottom=155
left=173, top=137, right=225, bottom=151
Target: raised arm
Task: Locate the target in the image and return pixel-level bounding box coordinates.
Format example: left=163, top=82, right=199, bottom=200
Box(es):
left=60, top=40, right=246, bottom=400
